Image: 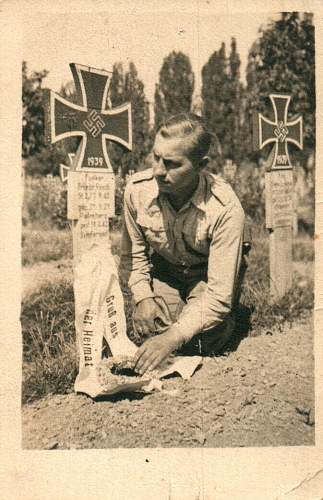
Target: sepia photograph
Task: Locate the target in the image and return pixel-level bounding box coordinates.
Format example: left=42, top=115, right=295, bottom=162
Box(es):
left=19, top=5, right=316, bottom=454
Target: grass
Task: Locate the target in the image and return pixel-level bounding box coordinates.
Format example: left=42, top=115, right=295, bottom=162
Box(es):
left=22, top=225, right=122, bottom=266
left=21, top=227, right=314, bottom=403
left=22, top=226, right=72, bottom=266
left=240, top=237, right=313, bottom=336
left=21, top=280, right=77, bottom=402
left=292, top=236, right=315, bottom=262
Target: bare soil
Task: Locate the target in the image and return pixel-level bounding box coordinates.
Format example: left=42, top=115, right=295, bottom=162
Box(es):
left=22, top=319, right=314, bottom=449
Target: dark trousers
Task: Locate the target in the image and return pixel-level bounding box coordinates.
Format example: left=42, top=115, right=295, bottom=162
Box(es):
left=149, top=253, right=248, bottom=356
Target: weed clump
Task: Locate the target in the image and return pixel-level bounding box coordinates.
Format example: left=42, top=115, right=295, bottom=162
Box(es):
left=21, top=280, right=76, bottom=402
left=240, top=238, right=314, bottom=335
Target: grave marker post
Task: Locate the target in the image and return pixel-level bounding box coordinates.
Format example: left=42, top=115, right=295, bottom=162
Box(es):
left=44, top=63, right=136, bottom=396
left=253, top=94, right=303, bottom=299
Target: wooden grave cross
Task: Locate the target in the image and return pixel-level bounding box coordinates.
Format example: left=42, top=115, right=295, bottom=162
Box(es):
left=44, top=62, right=132, bottom=251
left=45, top=62, right=132, bottom=171
left=253, top=94, right=303, bottom=299
left=44, top=64, right=136, bottom=394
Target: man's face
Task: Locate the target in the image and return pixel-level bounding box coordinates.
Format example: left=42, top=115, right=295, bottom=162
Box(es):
left=152, top=133, right=201, bottom=195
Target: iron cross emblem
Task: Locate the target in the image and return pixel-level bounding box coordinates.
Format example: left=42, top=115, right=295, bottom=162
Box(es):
left=254, top=94, right=303, bottom=169
left=44, top=63, right=132, bottom=172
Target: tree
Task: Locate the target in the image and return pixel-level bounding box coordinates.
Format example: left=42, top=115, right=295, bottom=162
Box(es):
left=124, top=62, right=151, bottom=172
left=23, top=62, right=68, bottom=176
left=245, top=12, right=315, bottom=164
left=109, top=62, right=125, bottom=107
left=154, top=51, right=194, bottom=128
left=154, top=83, right=166, bottom=130
left=201, top=43, right=228, bottom=169
left=109, top=61, right=151, bottom=174
left=226, top=38, right=245, bottom=163
left=220, top=38, right=245, bottom=163
left=201, top=40, right=245, bottom=166
left=22, top=61, right=48, bottom=158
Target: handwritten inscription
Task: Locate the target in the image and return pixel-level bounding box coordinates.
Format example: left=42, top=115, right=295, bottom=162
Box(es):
left=79, top=215, right=109, bottom=240
left=267, top=170, right=294, bottom=228
left=67, top=171, right=115, bottom=240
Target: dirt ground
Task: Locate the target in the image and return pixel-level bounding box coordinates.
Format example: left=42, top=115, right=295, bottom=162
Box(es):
left=22, top=317, right=314, bottom=449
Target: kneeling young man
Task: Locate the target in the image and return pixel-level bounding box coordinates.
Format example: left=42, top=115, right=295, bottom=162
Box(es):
left=121, top=113, right=246, bottom=374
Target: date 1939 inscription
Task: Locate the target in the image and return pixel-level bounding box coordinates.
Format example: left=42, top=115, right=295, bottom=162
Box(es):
left=87, top=156, right=104, bottom=167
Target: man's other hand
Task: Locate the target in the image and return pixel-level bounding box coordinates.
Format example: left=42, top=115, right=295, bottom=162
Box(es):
left=133, top=296, right=172, bottom=337
left=134, top=330, right=180, bottom=374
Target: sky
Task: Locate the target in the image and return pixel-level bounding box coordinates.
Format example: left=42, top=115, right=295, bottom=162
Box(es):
left=23, top=8, right=279, bottom=110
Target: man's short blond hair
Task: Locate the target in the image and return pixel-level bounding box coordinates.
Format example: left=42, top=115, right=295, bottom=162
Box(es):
left=156, top=113, right=212, bottom=164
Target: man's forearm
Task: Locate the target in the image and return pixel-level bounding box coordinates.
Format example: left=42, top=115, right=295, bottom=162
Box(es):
left=168, top=202, right=245, bottom=344
left=121, top=184, right=155, bottom=304
left=170, top=300, right=229, bottom=343
left=130, top=279, right=155, bottom=305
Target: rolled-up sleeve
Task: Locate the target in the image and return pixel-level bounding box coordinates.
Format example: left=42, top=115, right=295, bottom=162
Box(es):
left=173, top=202, right=245, bottom=342
left=120, top=184, right=155, bottom=304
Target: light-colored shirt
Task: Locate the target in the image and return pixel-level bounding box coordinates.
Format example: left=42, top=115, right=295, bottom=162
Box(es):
left=120, top=168, right=245, bottom=341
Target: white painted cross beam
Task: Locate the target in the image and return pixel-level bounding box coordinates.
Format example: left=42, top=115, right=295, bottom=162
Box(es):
left=253, top=94, right=303, bottom=299
left=44, top=63, right=136, bottom=397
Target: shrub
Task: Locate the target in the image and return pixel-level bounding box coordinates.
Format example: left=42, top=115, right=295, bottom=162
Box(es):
left=292, top=236, right=314, bottom=262
left=23, top=175, right=68, bottom=229
left=115, top=174, right=126, bottom=215
left=225, top=162, right=266, bottom=225
left=24, top=145, right=67, bottom=177
left=110, top=174, right=126, bottom=231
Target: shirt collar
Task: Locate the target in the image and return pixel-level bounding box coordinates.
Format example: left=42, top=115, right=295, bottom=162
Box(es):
left=190, top=173, right=207, bottom=212
left=144, top=178, right=160, bottom=212
left=146, top=172, right=208, bottom=213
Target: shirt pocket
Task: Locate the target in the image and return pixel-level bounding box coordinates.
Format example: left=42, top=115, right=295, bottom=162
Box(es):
left=182, top=216, right=209, bottom=255
left=137, top=213, right=169, bottom=249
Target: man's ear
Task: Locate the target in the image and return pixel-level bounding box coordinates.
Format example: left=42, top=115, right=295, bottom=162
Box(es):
left=198, top=156, right=209, bottom=170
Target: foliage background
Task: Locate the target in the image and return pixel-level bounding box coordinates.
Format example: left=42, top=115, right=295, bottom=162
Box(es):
left=22, top=12, right=315, bottom=233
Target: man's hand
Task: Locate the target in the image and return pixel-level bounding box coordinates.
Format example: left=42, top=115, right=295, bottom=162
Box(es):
left=133, top=329, right=182, bottom=374
left=133, top=296, right=172, bottom=337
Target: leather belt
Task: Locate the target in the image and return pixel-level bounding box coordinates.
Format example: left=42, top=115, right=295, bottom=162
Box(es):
left=151, top=252, right=208, bottom=273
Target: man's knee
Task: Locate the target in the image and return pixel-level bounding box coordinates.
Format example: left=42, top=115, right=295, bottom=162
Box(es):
left=152, top=277, right=184, bottom=322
